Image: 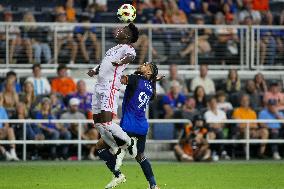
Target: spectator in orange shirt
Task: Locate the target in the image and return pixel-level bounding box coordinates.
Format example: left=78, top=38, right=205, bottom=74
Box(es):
left=263, top=81, right=284, bottom=111
left=232, top=94, right=268, bottom=157
left=51, top=64, right=76, bottom=97
left=252, top=0, right=269, bottom=11
left=164, top=0, right=188, bottom=24
left=65, top=0, right=76, bottom=22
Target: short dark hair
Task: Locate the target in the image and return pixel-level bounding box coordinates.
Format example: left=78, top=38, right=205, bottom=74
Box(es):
left=6, top=71, right=16, bottom=78
left=32, top=64, right=41, bottom=71
left=57, top=64, right=67, bottom=73
left=128, top=23, right=139, bottom=43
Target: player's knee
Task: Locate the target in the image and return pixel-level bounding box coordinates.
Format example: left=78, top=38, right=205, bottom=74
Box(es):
left=135, top=153, right=145, bottom=163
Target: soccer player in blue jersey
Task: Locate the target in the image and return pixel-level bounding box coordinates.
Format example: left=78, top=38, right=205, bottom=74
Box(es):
left=95, top=62, right=162, bottom=189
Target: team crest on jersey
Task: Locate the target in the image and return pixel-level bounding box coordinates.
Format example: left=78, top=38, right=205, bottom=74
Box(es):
left=144, top=82, right=152, bottom=92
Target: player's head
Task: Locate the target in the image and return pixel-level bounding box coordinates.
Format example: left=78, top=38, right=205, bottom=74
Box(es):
left=115, top=23, right=139, bottom=44
left=137, top=62, right=158, bottom=81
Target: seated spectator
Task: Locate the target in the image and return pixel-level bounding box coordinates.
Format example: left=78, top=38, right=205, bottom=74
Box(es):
left=259, top=99, right=284, bottom=160
left=0, top=95, right=19, bottom=161
left=65, top=0, right=76, bottom=22
left=34, top=97, right=71, bottom=160
left=263, top=81, right=284, bottom=111
left=161, top=64, right=188, bottom=94
left=74, top=15, right=101, bottom=63
left=0, top=71, right=21, bottom=93
left=225, top=69, right=241, bottom=94
left=95, top=0, right=107, bottom=12
left=161, top=81, right=186, bottom=119
left=216, top=91, right=233, bottom=113
left=238, top=1, right=261, bottom=25
left=152, top=9, right=166, bottom=24
left=19, top=81, right=37, bottom=113
left=60, top=98, right=98, bottom=160
left=164, top=0, right=188, bottom=24
left=232, top=94, right=268, bottom=158
left=178, top=0, right=202, bottom=15
left=193, top=85, right=207, bottom=111
left=50, top=93, right=66, bottom=118
left=191, top=64, right=215, bottom=95
left=202, top=0, right=222, bottom=16
left=10, top=102, right=29, bottom=140
left=252, top=0, right=269, bottom=11
left=182, top=97, right=199, bottom=121
left=26, top=64, right=51, bottom=96
left=245, top=80, right=262, bottom=109
left=254, top=73, right=268, bottom=94
left=174, top=114, right=211, bottom=162
left=222, top=2, right=236, bottom=23
left=0, top=78, right=19, bottom=116
left=51, top=64, right=76, bottom=97
left=68, top=80, right=92, bottom=116
left=204, top=96, right=229, bottom=161
left=179, top=16, right=212, bottom=65
left=55, top=10, right=78, bottom=64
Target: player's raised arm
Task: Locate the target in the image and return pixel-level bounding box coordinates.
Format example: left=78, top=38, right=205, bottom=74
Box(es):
left=87, top=64, right=100, bottom=77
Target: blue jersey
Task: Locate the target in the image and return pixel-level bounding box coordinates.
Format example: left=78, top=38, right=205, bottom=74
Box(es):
left=120, top=74, right=154, bottom=136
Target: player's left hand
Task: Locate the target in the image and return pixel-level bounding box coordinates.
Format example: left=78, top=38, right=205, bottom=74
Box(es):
left=156, top=75, right=165, bottom=81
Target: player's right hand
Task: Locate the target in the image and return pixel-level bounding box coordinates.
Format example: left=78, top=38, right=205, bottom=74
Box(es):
left=87, top=69, right=97, bottom=77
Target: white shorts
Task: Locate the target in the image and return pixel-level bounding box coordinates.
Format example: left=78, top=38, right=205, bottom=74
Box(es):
left=92, top=84, right=120, bottom=115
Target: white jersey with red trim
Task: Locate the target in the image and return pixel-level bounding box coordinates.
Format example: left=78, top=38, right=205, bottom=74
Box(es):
left=96, top=44, right=136, bottom=90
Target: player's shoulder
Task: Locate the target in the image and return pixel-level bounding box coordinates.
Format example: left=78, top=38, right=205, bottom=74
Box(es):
left=121, top=44, right=135, bottom=49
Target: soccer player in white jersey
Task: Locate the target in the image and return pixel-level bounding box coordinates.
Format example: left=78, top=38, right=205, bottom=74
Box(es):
left=87, top=23, right=139, bottom=160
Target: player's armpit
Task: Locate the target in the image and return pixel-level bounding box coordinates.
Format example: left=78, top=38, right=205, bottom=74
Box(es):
left=120, top=75, right=128, bottom=85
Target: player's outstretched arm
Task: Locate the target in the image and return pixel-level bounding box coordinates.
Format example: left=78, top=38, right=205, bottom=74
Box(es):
left=112, top=53, right=135, bottom=66
left=155, top=75, right=165, bottom=81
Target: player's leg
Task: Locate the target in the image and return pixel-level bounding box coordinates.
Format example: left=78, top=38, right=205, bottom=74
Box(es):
left=95, top=139, right=126, bottom=189
left=134, top=134, right=159, bottom=189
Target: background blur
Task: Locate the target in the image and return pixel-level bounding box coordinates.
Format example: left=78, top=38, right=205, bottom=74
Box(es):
left=0, top=0, right=284, bottom=162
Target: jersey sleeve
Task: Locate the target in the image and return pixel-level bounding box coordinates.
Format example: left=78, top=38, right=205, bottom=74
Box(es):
left=124, top=45, right=136, bottom=60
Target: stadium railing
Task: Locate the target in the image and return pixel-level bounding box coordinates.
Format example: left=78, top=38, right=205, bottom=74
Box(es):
left=0, top=119, right=284, bottom=161
left=0, top=22, right=251, bottom=70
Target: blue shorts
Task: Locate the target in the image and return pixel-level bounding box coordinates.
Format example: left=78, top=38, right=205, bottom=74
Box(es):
left=127, top=133, right=146, bottom=154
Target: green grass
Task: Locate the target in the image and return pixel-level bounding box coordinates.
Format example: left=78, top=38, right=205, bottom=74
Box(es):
left=1, top=161, right=284, bottom=189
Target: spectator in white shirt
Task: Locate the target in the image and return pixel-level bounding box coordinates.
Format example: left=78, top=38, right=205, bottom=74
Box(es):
left=238, top=2, right=261, bottom=25
left=204, top=96, right=229, bottom=161
left=26, top=64, right=51, bottom=96
left=191, top=64, right=215, bottom=95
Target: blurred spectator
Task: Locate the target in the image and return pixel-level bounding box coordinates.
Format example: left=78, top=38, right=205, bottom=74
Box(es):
left=19, top=81, right=36, bottom=113
left=0, top=12, right=32, bottom=64
left=222, top=2, right=235, bottom=23
left=182, top=97, right=199, bottom=121
left=193, top=85, right=207, bottom=111
left=179, top=16, right=212, bottom=65
left=238, top=1, right=261, bottom=25
left=68, top=80, right=92, bottom=116
left=178, top=0, right=202, bottom=15
left=254, top=73, right=268, bottom=94
left=34, top=97, right=71, bottom=160
left=26, top=64, right=51, bottom=95
left=0, top=71, right=21, bottom=93
left=202, top=0, right=221, bottom=16
left=55, top=10, right=78, bottom=64
left=65, top=0, right=76, bottom=22
left=60, top=98, right=98, bottom=160
left=51, top=64, right=76, bottom=96
left=263, top=81, right=284, bottom=111
left=204, top=96, right=229, bottom=161
left=161, top=64, right=188, bottom=94
left=225, top=69, right=241, bottom=94
left=191, top=64, right=215, bottom=95
left=174, top=114, right=211, bottom=162
left=245, top=80, right=262, bottom=109
left=232, top=94, right=268, bottom=158
left=50, top=93, right=66, bottom=118
left=10, top=102, right=29, bottom=140
left=23, top=12, right=52, bottom=64
left=94, top=0, right=107, bottom=12
left=74, top=15, right=101, bottom=63
left=0, top=95, right=19, bottom=161
left=161, top=81, right=186, bottom=119
left=216, top=91, right=233, bottom=113
left=0, top=78, right=19, bottom=116
left=85, top=3, right=102, bottom=23
left=252, top=0, right=269, bottom=11
left=259, top=99, right=284, bottom=160
left=164, top=0, right=188, bottom=24
left=152, top=9, right=166, bottom=24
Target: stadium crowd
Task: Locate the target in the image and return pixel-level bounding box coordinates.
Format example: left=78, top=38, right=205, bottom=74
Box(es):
left=0, top=63, right=283, bottom=161
left=0, top=0, right=284, bottom=65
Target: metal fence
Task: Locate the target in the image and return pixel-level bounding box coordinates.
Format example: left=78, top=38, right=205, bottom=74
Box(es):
left=0, top=22, right=263, bottom=70
left=0, top=119, right=284, bottom=161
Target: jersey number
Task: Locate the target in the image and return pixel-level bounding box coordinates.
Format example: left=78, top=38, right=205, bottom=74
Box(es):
left=138, top=92, right=150, bottom=111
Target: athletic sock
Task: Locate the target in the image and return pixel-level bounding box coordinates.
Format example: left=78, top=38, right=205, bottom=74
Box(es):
left=138, top=157, right=157, bottom=187
left=96, top=148, right=121, bottom=178
left=106, top=121, right=132, bottom=148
